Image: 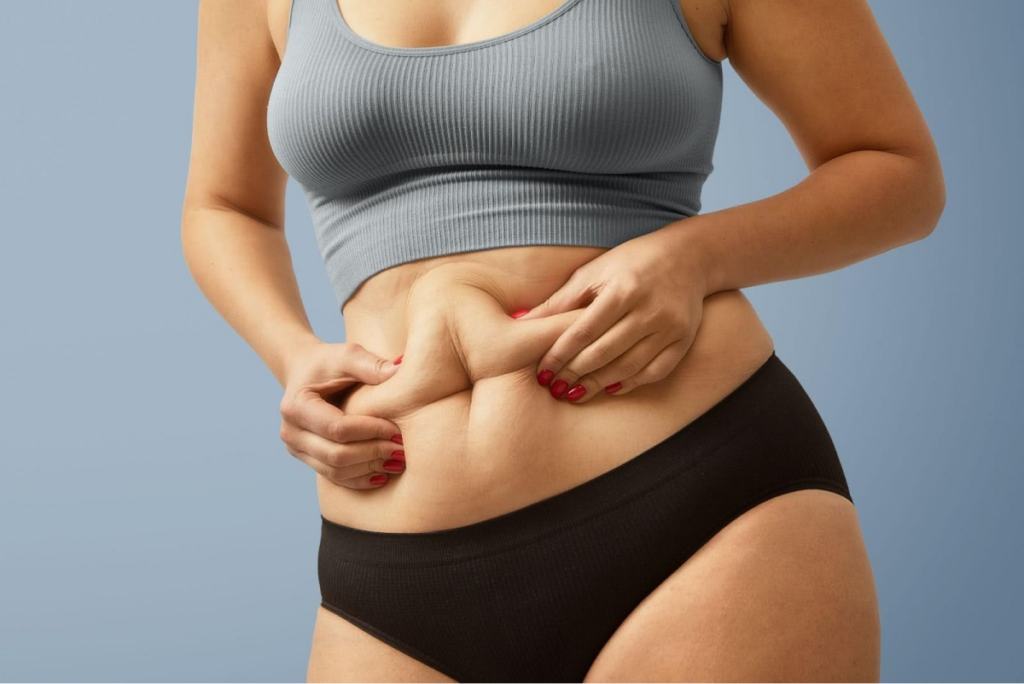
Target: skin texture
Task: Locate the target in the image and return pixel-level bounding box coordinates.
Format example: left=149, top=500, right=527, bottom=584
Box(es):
left=182, top=0, right=944, bottom=681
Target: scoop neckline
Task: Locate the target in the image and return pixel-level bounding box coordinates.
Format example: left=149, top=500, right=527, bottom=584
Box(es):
left=329, top=0, right=586, bottom=56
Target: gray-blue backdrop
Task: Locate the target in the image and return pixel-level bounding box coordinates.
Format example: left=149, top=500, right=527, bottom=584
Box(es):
left=1, top=1, right=1020, bottom=681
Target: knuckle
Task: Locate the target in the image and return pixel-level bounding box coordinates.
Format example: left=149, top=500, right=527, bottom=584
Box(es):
left=616, top=274, right=643, bottom=299
left=617, top=357, right=642, bottom=379
left=631, top=372, right=654, bottom=386
left=671, top=312, right=691, bottom=333
left=638, top=306, right=662, bottom=328
left=326, top=420, right=350, bottom=443
left=559, top=367, right=581, bottom=383
left=546, top=350, right=570, bottom=369
left=279, top=395, right=298, bottom=421
left=569, top=325, right=595, bottom=347
left=661, top=306, right=690, bottom=331
left=325, top=445, right=350, bottom=467
left=586, top=340, right=613, bottom=364
left=639, top=365, right=669, bottom=383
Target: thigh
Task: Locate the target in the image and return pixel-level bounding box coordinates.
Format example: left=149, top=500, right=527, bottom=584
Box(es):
left=307, top=607, right=457, bottom=683
left=584, top=488, right=881, bottom=683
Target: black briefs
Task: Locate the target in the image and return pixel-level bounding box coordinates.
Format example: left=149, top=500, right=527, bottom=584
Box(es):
left=317, top=351, right=854, bottom=682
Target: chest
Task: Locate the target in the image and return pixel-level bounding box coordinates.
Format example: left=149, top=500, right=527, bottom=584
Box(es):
left=267, top=0, right=723, bottom=189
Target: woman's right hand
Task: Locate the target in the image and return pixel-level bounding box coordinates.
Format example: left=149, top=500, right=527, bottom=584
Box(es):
left=278, top=341, right=406, bottom=489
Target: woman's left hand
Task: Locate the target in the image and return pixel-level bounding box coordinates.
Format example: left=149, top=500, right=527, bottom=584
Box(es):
left=513, top=226, right=709, bottom=404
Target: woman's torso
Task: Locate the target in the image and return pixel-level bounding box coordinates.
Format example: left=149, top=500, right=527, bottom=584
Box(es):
left=264, top=0, right=771, bottom=532
left=327, top=250, right=774, bottom=532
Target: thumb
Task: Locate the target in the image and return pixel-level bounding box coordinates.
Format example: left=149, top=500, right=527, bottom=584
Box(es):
left=331, top=342, right=400, bottom=386
left=513, top=277, right=591, bottom=321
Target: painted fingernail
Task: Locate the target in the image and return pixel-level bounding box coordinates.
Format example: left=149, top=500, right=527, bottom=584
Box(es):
left=510, top=308, right=531, bottom=318
left=370, top=474, right=388, bottom=485
left=393, top=354, right=403, bottom=365
left=537, top=369, right=554, bottom=386
left=566, top=384, right=587, bottom=402
left=390, top=449, right=405, bottom=462
left=550, top=379, right=569, bottom=399
left=604, top=382, right=623, bottom=394
left=383, top=459, right=405, bottom=472
left=390, top=433, right=404, bottom=445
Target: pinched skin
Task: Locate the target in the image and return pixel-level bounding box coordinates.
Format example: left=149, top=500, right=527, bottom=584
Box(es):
left=321, top=262, right=775, bottom=533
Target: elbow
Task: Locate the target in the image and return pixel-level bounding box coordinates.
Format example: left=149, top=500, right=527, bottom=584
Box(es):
left=908, top=148, right=947, bottom=242
left=916, top=165, right=946, bottom=240
left=180, top=209, right=196, bottom=270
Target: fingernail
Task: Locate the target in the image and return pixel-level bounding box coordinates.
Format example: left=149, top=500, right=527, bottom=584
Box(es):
left=390, top=449, right=405, bottom=462
left=566, top=384, right=587, bottom=402
left=390, top=433, right=404, bottom=445
left=604, top=382, right=623, bottom=394
left=370, top=474, right=388, bottom=485
left=383, top=459, right=405, bottom=472
left=537, top=369, right=554, bottom=386
left=510, top=308, right=531, bottom=319
left=393, top=354, right=403, bottom=365
left=550, top=379, right=568, bottom=399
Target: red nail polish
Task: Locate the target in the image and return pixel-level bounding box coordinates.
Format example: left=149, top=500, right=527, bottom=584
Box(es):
left=390, top=450, right=405, bottom=462
left=370, top=474, right=388, bottom=485
left=510, top=309, right=531, bottom=319
left=566, top=384, right=587, bottom=402
left=605, top=382, right=623, bottom=394
left=393, top=354, right=403, bottom=365
left=390, top=433, right=404, bottom=445
left=537, top=369, right=554, bottom=386
left=550, top=379, right=568, bottom=399
left=383, top=459, right=405, bottom=472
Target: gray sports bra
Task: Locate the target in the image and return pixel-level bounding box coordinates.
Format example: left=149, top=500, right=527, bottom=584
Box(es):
left=267, top=0, right=723, bottom=311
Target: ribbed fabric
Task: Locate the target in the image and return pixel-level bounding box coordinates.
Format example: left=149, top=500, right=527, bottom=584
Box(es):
left=317, top=352, right=854, bottom=682
left=267, top=0, right=723, bottom=311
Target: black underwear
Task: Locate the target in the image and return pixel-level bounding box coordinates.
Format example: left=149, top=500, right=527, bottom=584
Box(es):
left=317, top=351, right=854, bottom=682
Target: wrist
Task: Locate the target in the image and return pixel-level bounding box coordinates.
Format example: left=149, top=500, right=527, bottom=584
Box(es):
left=273, top=331, right=325, bottom=387
left=664, top=216, right=718, bottom=297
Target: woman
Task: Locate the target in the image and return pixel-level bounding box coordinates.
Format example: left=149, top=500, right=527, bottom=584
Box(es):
left=182, top=0, right=945, bottom=680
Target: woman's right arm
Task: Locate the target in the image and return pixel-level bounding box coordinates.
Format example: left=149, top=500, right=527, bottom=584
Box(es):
left=181, top=0, right=404, bottom=488
left=182, top=0, right=311, bottom=385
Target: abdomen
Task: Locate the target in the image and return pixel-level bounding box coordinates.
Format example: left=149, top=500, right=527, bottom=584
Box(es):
left=320, top=253, right=775, bottom=532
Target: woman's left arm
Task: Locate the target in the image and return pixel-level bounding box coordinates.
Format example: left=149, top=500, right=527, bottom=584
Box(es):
left=515, top=0, right=946, bottom=401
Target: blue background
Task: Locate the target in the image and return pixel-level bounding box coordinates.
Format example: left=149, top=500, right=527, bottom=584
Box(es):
left=1, top=1, right=1020, bottom=681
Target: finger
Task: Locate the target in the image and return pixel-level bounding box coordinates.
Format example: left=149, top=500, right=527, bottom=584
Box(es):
left=606, top=337, right=694, bottom=398
left=287, top=448, right=394, bottom=489
left=539, top=289, right=631, bottom=396
left=282, top=393, right=400, bottom=444
left=339, top=341, right=403, bottom=384
left=280, top=423, right=399, bottom=471
left=554, top=309, right=650, bottom=382
left=309, top=342, right=400, bottom=394
left=343, top=473, right=392, bottom=489
left=563, top=331, right=668, bottom=404
left=512, top=271, right=595, bottom=321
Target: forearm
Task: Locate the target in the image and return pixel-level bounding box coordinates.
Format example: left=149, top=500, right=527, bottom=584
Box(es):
left=181, top=205, right=322, bottom=387
left=666, top=149, right=946, bottom=295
